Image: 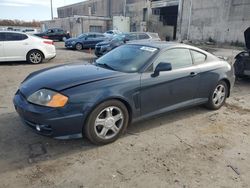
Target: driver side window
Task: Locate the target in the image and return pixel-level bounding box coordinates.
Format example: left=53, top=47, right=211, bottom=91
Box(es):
left=153, top=48, right=193, bottom=70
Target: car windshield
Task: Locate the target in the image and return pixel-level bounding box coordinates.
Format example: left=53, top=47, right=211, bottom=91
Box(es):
left=95, top=45, right=159, bottom=73
left=78, top=34, right=86, bottom=38
left=111, top=34, right=125, bottom=41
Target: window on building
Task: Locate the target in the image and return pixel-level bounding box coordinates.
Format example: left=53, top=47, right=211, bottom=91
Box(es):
left=143, top=8, right=148, bottom=21
left=152, top=8, right=160, bottom=15
left=89, top=26, right=102, bottom=33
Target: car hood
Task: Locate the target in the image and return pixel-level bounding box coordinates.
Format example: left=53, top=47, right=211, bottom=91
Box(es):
left=244, top=27, right=250, bottom=50
left=19, top=63, right=124, bottom=97
left=65, top=38, right=77, bottom=42
left=96, top=40, right=112, bottom=46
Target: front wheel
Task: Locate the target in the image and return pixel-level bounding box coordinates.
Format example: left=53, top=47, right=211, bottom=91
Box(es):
left=206, top=81, right=228, bottom=110
left=27, top=50, right=43, bottom=64
left=75, top=43, right=83, bottom=50
left=84, top=100, right=129, bottom=145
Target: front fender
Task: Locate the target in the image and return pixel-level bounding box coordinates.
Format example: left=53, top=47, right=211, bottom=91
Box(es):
left=235, top=51, right=249, bottom=59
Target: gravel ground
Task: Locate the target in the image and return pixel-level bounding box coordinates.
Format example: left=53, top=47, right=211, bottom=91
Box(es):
left=0, top=42, right=250, bottom=188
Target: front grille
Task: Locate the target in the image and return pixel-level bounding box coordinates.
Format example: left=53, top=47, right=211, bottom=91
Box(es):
left=95, top=46, right=101, bottom=52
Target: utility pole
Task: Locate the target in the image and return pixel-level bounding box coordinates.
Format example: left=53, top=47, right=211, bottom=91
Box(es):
left=50, top=0, right=53, bottom=20
left=123, top=0, right=127, bottom=17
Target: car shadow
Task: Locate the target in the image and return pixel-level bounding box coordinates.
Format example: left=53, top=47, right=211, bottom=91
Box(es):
left=0, top=61, right=31, bottom=66
left=0, top=106, right=209, bottom=175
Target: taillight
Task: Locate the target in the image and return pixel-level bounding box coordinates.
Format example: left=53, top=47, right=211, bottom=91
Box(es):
left=42, top=36, right=49, bottom=39
left=43, top=41, right=54, bottom=45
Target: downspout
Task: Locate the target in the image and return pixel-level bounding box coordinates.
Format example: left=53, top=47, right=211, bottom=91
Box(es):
left=187, top=0, right=193, bottom=40
left=177, top=0, right=184, bottom=41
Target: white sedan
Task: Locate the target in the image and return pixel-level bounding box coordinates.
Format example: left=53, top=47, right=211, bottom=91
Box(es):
left=0, top=31, right=56, bottom=64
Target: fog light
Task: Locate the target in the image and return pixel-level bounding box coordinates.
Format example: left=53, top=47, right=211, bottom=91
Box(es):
left=36, top=125, right=41, bottom=131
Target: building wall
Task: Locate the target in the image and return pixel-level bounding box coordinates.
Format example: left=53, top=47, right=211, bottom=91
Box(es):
left=126, top=0, right=176, bottom=40
left=41, top=17, right=111, bottom=37
left=57, top=0, right=124, bottom=18
left=178, top=0, right=250, bottom=44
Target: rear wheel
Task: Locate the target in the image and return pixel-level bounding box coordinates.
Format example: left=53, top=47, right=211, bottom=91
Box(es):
left=206, top=81, right=228, bottom=110
left=27, top=50, right=43, bottom=64
left=75, top=43, right=83, bottom=51
left=84, top=100, right=129, bottom=145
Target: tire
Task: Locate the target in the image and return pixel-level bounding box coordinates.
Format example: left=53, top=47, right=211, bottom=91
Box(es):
left=75, top=43, right=83, bottom=51
left=206, top=81, right=228, bottom=110
left=234, top=58, right=245, bottom=78
left=27, top=50, right=43, bottom=64
left=84, top=100, right=129, bottom=145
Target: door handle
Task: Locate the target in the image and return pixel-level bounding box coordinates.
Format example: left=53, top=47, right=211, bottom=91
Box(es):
left=190, top=72, right=198, bottom=77
left=23, top=43, right=29, bottom=45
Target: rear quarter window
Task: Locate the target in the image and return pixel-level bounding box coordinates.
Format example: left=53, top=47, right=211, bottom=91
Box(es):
left=138, top=34, right=150, bottom=40
left=0, top=33, right=5, bottom=41
left=5, top=33, right=28, bottom=41
left=191, top=50, right=207, bottom=64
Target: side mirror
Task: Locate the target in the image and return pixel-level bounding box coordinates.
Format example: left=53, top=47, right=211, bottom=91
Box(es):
left=123, top=37, right=129, bottom=43
left=152, top=62, right=172, bottom=77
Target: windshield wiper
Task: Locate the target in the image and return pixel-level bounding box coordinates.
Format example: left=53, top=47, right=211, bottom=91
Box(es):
left=96, top=63, right=115, bottom=71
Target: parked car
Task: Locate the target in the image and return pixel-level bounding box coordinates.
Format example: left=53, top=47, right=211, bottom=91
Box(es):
left=35, top=28, right=70, bottom=41
left=65, top=32, right=107, bottom=50
left=0, top=31, right=56, bottom=64
left=13, top=41, right=235, bottom=145
left=22, top=28, right=38, bottom=35
left=95, top=32, right=161, bottom=57
left=234, top=27, right=250, bottom=78
left=103, top=30, right=122, bottom=38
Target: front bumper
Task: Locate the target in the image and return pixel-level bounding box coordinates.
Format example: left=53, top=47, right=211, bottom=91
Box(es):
left=65, top=43, right=75, bottom=49
left=95, top=46, right=111, bottom=57
left=13, top=90, right=86, bottom=138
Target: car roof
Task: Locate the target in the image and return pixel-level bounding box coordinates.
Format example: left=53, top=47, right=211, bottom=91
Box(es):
left=86, top=32, right=104, bottom=35
left=0, top=31, right=27, bottom=35
left=127, top=41, right=211, bottom=54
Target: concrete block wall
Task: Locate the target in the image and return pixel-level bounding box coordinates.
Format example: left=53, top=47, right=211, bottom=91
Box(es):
left=41, top=17, right=111, bottom=37
left=178, top=0, right=250, bottom=44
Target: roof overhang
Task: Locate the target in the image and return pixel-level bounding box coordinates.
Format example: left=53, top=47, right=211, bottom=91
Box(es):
left=151, top=0, right=179, bottom=8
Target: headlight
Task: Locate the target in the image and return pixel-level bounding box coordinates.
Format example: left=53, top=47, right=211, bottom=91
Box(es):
left=27, top=89, right=68, bottom=107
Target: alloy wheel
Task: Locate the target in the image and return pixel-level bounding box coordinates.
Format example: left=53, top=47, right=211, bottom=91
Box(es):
left=94, top=106, right=124, bottom=140
left=29, top=52, right=42, bottom=64
left=212, top=84, right=226, bottom=107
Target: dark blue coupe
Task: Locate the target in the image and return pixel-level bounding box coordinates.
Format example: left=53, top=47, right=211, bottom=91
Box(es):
left=13, top=41, right=235, bottom=144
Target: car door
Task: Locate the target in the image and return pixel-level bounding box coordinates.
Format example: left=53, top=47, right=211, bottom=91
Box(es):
left=46, top=29, right=56, bottom=40
left=190, top=49, right=219, bottom=99
left=95, top=34, right=106, bottom=44
left=140, top=48, right=200, bottom=116
left=84, top=34, right=96, bottom=48
left=4, top=32, right=29, bottom=61
left=0, top=33, right=5, bottom=61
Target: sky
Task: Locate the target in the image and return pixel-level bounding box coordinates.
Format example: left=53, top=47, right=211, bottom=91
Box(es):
left=0, top=0, right=86, bottom=21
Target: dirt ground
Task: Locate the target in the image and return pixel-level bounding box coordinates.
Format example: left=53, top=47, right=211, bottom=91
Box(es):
left=0, top=42, right=250, bottom=188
